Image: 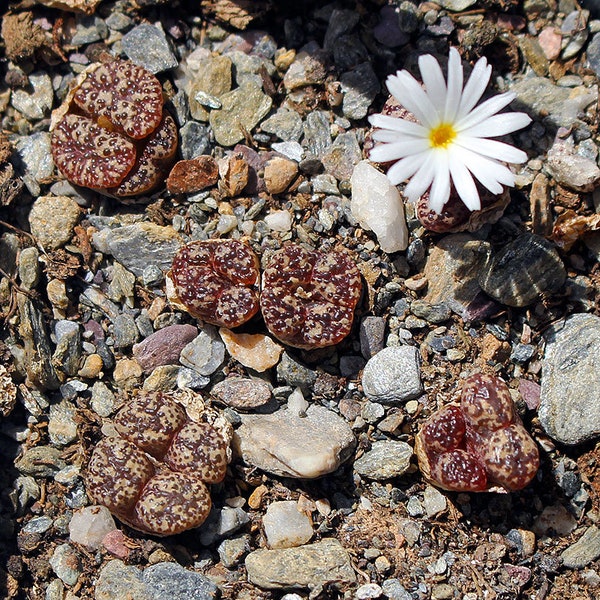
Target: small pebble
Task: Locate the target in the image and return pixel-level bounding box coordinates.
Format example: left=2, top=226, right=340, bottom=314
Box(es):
left=69, top=506, right=117, bottom=551
left=263, top=500, right=313, bottom=549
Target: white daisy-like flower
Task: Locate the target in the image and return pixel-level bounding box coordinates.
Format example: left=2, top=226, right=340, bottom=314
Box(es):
left=368, top=47, right=532, bottom=214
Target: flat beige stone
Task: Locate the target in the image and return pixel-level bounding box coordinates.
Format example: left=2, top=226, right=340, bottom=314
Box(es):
left=219, top=329, right=283, bottom=372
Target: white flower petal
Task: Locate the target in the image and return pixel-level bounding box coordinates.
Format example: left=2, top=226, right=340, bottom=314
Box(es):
left=372, top=129, right=405, bottom=143
left=458, top=148, right=511, bottom=193
left=385, top=152, right=428, bottom=186
left=455, top=92, right=516, bottom=131
left=369, top=138, right=430, bottom=163
left=456, top=57, right=492, bottom=120
left=387, top=71, right=438, bottom=128
left=448, top=151, right=481, bottom=211
left=368, top=113, right=427, bottom=137
left=427, top=151, right=451, bottom=214
left=444, top=47, right=463, bottom=122
left=460, top=112, right=532, bottom=138
left=457, top=136, right=528, bottom=164
left=404, top=151, right=437, bottom=201
left=419, top=54, right=447, bottom=115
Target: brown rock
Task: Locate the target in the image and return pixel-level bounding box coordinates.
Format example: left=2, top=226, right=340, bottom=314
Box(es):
left=166, top=156, right=219, bottom=194
left=219, top=329, right=283, bottom=372
left=211, top=377, right=272, bottom=410
left=219, top=153, right=249, bottom=196
left=133, top=324, right=198, bottom=373
left=264, top=156, right=298, bottom=194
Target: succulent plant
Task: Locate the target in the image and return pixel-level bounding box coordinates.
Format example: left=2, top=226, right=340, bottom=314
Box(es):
left=415, top=373, right=540, bottom=493
left=169, top=239, right=261, bottom=329
left=51, top=59, right=177, bottom=199
left=86, top=391, right=231, bottom=536
left=260, top=243, right=362, bottom=350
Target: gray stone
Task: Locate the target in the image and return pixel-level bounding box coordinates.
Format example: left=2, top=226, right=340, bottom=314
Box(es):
left=510, top=76, right=597, bottom=129
left=341, top=62, right=380, bottom=120
left=234, top=404, right=356, bottom=478
left=122, top=24, right=178, bottom=73
left=360, top=316, right=386, bottom=359
left=586, top=32, right=600, bottom=78
left=540, top=314, right=600, bottom=445
left=179, top=121, right=212, bottom=160
left=186, top=54, right=232, bottom=121
left=276, top=352, right=317, bottom=389
left=321, top=132, right=361, bottom=181
left=561, top=526, right=600, bottom=569
left=283, top=46, right=329, bottom=91
left=209, top=82, right=272, bottom=146
left=437, top=0, right=476, bottom=9
left=49, top=543, right=81, bottom=587
left=423, top=234, right=495, bottom=321
left=324, top=9, right=360, bottom=49
left=478, top=234, right=566, bottom=308
left=561, top=10, right=589, bottom=59
left=302, top=110, right=332, bottom=157
left=23, top=516, right=53, bottom=534
left=52, top=325, right=82, bottom=378
left=70, top=15, right=108, bottom=45
left=48, top=400, right=78, bottom=446
left=112, top=313, right=139, bottom=348
left=133, top=324, right=198, bottom=373
left=95, top=560, right=149, bottom=600
left=362, top=346, right=422, bottom=404
left=19, top=246, right=41, bottom=290
left=261, top=108, right=303, bottom=142
left=546, top=139, right=600, bottom=192
left=143, top=562, right=218, bottom=599
left=382, top=579, right=412, bottom=600
left=28, top=195, right=80, bottom=251
left=92, top=223, right=182, bottom=277
left=422, top=485, right=447, bottom=518
left=245, top=538, right=356, bottom=590
left=180, top=326, right=225, bottom=376
left=354, top=440, right=413, bottom=480
left=199, top=506, right=250, bottom=546
left=11, top=73, right=53, bottom=120
left=107, top=262, right=136, bottom=307
left=410, top=300, right=451, bottom=324
left=15, top=132, right=54, bottom=196
left=15, top=446, right=66, bottom=478
left=217, top=535, right=250, bottom=568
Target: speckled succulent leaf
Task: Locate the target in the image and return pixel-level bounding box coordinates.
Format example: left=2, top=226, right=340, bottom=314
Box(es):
left=107, top=112, right=178, bottom=197
left=260, top=244, right=362, bottom=350
left=73, top=60, right=164, bottom=140
left=51, top=114, right=136, bottom=189
left=170, top=239, right=260, bottom=328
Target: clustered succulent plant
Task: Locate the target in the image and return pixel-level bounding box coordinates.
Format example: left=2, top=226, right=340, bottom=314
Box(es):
left=169, top=240, right=363, bottom=350
left=415, top=373, right=540, bottom=493
left=51, top=59, right=178, bottom=199
left=86, top=391, right=231, bottom=536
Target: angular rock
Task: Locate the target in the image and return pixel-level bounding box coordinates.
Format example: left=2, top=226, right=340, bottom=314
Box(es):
left=95, top=560, right=149, bottom=600
left=546, top=139, right=600, bottom=192
left=351, top=161, right=408, bottom=254
left=142, top=562, right=219, bottom=599
left=245, top=538, right=356, bottom=590
left=69, top=506, right=116, bottom=551
left=263, top=500, right=313, bottom=549
left=479, top=234, right=566, bottom=308
left=362, top=346, right=422, bottom=404
left=540, top=314, right=600, bottom=445
left=219, top=329, right=283, bottom=372
left=561, top=526, right=600, bottom=569
left=28, top=196, right=80, bottom=251
left=354, top=440, right=413, bottom=480
left=121, top=24, right=178, bottom=73
left=211, top=377, right=272, bottom=411
left=234, top=404, right=355, bottom=478
left=133, top=324, right=198, bottom=373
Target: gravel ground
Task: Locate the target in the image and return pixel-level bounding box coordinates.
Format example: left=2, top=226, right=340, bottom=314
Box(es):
left=2, top=0, right=600, bottom=599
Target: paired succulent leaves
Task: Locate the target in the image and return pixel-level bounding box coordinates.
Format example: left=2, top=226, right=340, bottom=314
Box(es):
left=51, top=60, right=178, bottom=198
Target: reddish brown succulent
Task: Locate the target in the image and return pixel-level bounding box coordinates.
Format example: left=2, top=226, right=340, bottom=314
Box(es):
left=169, top=239, right=260, bottom=329
left=260, top=243, right=362, bottom=350
left=50, top=59, right=177, bottom=199
left=415, top=373, right=539, bottom=493
left=86, top=391, right=230, bottom=536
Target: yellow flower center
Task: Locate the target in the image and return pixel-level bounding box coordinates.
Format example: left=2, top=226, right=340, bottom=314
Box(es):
left=429, top=123, right=456, bottom=149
